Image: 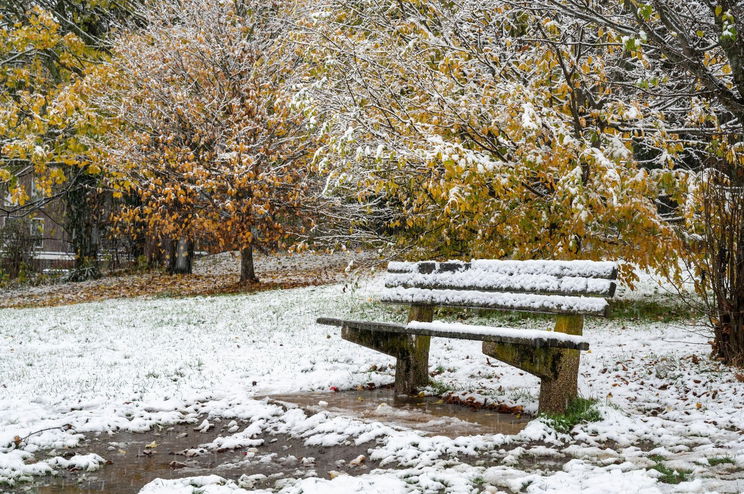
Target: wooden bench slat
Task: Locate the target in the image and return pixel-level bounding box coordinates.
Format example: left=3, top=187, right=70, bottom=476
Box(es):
left=471, top=260, right=617, bottom=280
left=379, top=287, right=609, bottom=316
left=316, top=317, right=590, bottom=350
left=385, top=271, right=616, bottom=297
left=388, top=260, right=618, bottom=281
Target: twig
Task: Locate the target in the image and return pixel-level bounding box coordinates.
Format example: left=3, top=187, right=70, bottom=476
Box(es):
left=11, top=424, right=74, bottom=449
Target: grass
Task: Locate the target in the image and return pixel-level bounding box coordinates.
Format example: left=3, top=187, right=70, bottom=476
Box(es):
left=649, top=462, right=692, bottom=484
left=707, top=456, right=735, bottom=466
left=541, top=397, right=602, bottom=433
left=433, top=298, right=703, bottom=328
left=430, top=364, right=447, bottom=377
left=428, top=379, right=455, bottom=396
left=607, top=299, right=702, bottom=322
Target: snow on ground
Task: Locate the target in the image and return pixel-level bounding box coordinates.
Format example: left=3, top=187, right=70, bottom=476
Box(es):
left=1, top=271, right=743, bottom=493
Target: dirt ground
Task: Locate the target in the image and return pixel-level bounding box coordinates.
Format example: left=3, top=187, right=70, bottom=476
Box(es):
left=0, top=249, right=384, bottom=309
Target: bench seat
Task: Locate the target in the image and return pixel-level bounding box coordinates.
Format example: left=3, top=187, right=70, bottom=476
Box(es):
left=317, top=317, right=589, bottom=350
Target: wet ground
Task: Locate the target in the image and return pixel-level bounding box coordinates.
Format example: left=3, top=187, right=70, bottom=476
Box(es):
left=11, top=422, right=378, bottom=494
left=270, top=389, right=530, bottom=437
left=9, top=390, right=529, bottom=494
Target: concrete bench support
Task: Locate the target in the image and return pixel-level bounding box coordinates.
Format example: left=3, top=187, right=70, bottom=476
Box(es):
left=340, top=304, right=432, bottom=395
left=482, top=314, right=583, bottom=413
left=401, top=304, right=433, bottom=393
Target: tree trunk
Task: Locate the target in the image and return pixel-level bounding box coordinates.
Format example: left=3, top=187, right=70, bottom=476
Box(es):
left=240, top=244, right=258, bottom=284
left=712, top=315, right=744, bottom=366
left=165, top=238, right=177, bottom=273
left=64, top=173, right=100, bottom=281
left=144, top=236, right=163, bottom=269
left=169, top=237, right=193, bottom=274
left=703, top=168, right=744, bottom=367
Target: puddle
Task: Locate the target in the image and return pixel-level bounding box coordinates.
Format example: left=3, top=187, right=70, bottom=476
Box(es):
left=9, top=420, right=378, bottom=494
left=9, top=391, right=528, bottom=493
left=268, top=389, right=530, bottom=438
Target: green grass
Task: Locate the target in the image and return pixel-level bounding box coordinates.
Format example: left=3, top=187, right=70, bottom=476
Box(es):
left=428, top=379, right=455, bottom=395
left=708, top=456, right=735, bottom=466
left=607, top=299, right=702, bottom=322
left=474, top=308, right=553, bottom=325
left=541, top=397, right=602, bottom=433
left=430, top=298, right=703, bottom=327
left=649, top=462, right=692, bottom=484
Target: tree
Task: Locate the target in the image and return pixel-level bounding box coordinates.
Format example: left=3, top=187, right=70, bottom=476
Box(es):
left=0, top=1, right=138, bottom=279
left=0, top=6, right=96, bottom=213
left=307, top=0, right=680, bottom=284
left=525, top=0, right=744, bottom=363
left=95, top=0, right=322, bottom=282
left=0, top=218, right=35, bottom=278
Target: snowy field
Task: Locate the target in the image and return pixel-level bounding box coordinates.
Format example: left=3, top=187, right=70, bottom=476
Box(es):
left=1, top=274, right=743, bottom=493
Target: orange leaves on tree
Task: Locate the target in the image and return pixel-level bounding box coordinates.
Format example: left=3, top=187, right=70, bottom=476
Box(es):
left=95, top=0, right=323, bottom=256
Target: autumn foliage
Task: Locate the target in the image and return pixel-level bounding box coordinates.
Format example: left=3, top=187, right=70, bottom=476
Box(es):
left=0, top=5, right=104, bottom=209
left=308, top=1, right=680, bottom=285
left=5, top=0, right=744, bottom=364
left=94, top=0, right=322, bottom=281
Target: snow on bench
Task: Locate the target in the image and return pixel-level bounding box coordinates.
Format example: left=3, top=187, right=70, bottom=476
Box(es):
left=386, top=260, right=616, bottom=297
left=382, top=259, right=616, bottom=316
left=385, top=271, right=614, bottom=297
left=316, top=317, right=589, bottom=350
left=388, top=259, right=617, bottom=279
left=380, top=286, right=609, bottom=316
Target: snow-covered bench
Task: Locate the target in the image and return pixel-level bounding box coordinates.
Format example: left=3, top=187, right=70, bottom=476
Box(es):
left=317, top=259, right=617, bottom=413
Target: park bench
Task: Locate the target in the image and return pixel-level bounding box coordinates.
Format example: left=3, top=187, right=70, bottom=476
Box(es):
left=317, top=259, right=618, bottom=413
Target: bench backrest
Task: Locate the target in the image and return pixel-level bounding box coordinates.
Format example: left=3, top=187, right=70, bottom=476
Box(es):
left=381, top=260, right=618, bottom=316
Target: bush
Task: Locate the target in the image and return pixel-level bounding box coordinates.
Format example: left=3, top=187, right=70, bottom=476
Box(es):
left=0, top=219, right=35, bottom=279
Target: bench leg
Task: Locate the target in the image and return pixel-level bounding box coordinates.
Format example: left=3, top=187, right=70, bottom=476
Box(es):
left=538, top=348, right=580, bottom=414
left=340, top=303, right=432, bottom=395
left=394, top=335, right=430, bottom=394
left=395, top=304, right=434, bottom=394
left=538, top=315, right=583, bottom=414
left=482, top=314, right=584, bottom=414
left=342, top=328, right=430, bottom=394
